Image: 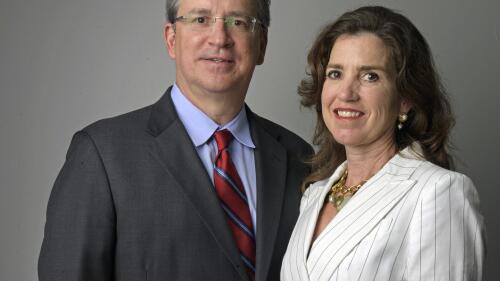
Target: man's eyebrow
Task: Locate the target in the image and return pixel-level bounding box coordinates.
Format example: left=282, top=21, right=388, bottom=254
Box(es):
left=183, top=8, right=253, bottom=17
left=184, top=8, right=211, bottom=15
left=226, top=11, right=253, bottom=17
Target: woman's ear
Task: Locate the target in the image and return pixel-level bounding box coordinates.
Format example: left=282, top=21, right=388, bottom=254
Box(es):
left=400, top=98, right=412, bottom=114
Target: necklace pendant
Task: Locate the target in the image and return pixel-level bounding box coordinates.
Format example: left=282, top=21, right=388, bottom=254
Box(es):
left=334, top=195, right=344, bottom=209
left=337, top=195, right=353, bottom=210
left=327, top=193, right=335, bottom=204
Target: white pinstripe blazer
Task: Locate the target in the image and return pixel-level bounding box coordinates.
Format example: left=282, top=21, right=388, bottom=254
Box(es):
left=281, top=145, right=485, bottom=281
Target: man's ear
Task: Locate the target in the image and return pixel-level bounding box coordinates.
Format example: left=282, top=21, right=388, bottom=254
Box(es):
left=256, top=28, right=267, bottom=65
left=164, top=22, right=176, bottom=59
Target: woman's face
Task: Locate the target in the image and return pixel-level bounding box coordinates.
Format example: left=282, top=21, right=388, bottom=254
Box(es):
left=321, top=32, right=409, bottom=151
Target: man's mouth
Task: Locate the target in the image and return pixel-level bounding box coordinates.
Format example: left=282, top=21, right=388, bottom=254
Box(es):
left=205, top=57, right=233, bottom=63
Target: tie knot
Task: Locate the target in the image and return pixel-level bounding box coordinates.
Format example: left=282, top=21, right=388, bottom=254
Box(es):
left=213, top=129, right=233, bottom=152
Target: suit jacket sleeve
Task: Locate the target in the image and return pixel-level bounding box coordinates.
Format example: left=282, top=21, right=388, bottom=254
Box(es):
left=406, top=172, right=485, bottom=281
left=39, top=131, right=116, bottom=281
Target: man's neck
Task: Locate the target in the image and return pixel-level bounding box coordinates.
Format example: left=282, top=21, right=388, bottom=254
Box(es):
left=176, top=83, right=246, bottom=126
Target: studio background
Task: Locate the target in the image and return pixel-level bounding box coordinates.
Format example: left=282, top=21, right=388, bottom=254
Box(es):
left=1, top=0, right=498, bottom=280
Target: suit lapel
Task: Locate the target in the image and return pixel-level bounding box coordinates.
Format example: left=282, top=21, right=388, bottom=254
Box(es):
left=248, top=110, right=288, bottom=281
left=147, top=88, right=248, bottom=280
left=306, top=152, right=422, bottom=280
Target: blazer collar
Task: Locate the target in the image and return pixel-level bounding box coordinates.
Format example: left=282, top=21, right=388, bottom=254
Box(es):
left=305, top=146, right=423, bottom=280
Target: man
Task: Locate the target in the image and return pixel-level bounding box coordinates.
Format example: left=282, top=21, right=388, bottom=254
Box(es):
left=38, top=0, right=312, bottom=280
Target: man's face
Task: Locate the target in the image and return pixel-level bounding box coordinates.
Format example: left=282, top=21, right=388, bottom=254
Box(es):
left=165, top=0, right=267, bottom=104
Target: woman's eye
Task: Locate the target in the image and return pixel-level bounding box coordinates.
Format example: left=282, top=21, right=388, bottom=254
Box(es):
left=326, top=70, right=341, bottom=79
left=361, top=72, right=379, bottom=82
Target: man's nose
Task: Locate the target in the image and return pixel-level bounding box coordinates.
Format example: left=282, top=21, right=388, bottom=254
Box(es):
left=208, top=18, right=234, bottom=48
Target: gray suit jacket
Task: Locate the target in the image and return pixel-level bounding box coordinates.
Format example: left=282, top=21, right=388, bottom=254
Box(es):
left=39, top=88, right=313, bottom=281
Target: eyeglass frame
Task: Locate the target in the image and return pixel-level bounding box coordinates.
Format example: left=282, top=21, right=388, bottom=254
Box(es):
left=173, top=14, right=263, bottom=33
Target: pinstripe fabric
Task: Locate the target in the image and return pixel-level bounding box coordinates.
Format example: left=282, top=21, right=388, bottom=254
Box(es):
left=281, top=145, right=485, bottom=281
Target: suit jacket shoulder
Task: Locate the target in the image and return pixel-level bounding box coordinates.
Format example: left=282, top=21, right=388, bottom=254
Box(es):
left=81, top=104, right=153, bottom=143
left=248, top=110, right=313, bottom=158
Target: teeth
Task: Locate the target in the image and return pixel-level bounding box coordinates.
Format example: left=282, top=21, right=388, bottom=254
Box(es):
left=210, top=58, right=224, bottom=62
left=337, top=110, right=361, bottom=118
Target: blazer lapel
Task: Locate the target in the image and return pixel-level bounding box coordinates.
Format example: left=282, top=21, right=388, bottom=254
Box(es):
left=248, top=110, right=288, bottom=281
left=306, top=152, right=422, bottom=280
left=301, top=166, right=345, bottom=262
left=147, top=88, right=247, bottom=280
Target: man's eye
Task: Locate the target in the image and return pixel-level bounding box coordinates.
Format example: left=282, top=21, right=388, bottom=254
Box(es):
left=232, top=18, right=247, bottom=27
left=361, top=72, right=379, bottom=82
left=193, top=16, right=208, bottom=24
left=326, top=70, right=341, bottom=79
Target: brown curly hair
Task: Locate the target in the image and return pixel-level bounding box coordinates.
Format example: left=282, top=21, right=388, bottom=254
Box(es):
left=300, top=6, right=455, bottom=190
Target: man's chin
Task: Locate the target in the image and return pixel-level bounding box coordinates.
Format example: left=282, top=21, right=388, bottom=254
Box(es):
left=200, top=79, right=246, bottom=95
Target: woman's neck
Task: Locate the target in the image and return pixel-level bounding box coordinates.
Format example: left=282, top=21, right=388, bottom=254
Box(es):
left=344, top=138, right=397, bottom=187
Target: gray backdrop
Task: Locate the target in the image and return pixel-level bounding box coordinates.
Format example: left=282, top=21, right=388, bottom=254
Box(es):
left=1, top=0, right=498, bottom=280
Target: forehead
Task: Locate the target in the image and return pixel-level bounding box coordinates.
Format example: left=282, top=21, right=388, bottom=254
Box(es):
left=329, top=32, right=391, bottom=66
left=177, top=0, right=256, bottom=15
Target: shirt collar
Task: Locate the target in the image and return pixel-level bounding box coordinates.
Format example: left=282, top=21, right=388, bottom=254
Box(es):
left=171, top=83, right=255, bottom=148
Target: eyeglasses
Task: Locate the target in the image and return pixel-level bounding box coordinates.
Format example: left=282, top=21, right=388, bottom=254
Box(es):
left=174, top=15, right=262, bottom=33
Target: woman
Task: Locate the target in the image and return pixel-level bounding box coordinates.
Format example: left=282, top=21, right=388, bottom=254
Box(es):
left=281, top=6, right=485, bottom=281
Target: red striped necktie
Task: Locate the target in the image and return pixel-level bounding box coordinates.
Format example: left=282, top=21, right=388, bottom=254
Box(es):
left=213, top=129, right=256, bottom=280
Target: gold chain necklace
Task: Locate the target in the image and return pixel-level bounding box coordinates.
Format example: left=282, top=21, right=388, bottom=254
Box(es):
left=327, top=169, right=366, bottom=210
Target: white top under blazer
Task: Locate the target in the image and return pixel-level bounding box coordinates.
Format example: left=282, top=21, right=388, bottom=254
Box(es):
left=281, top=144, right=485, bottom=281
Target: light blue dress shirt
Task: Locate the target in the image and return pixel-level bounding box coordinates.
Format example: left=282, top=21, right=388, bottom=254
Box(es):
left=170, top=84, right=257, bottom=230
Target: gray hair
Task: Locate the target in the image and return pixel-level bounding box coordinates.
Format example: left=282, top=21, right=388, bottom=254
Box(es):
left=165, top=0, right=271, bottom=27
